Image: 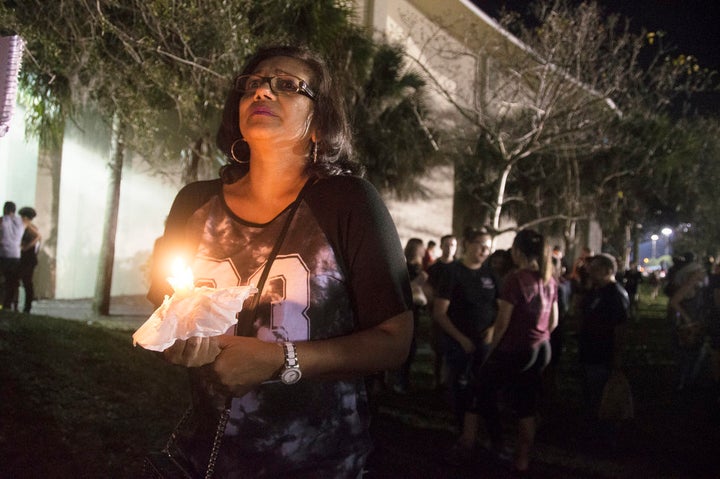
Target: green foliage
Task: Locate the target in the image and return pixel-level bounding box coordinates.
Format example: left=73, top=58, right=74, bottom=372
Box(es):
left=439, top=0, right=716, bottom=244
left=351, top=43, right=442, bottom=198
left=2, top=0, right=440, bottom=194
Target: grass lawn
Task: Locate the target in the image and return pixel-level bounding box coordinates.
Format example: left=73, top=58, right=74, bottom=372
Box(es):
left=1, top=284, right=718, bottom=478
left=0, top=314, right=187, bottom=478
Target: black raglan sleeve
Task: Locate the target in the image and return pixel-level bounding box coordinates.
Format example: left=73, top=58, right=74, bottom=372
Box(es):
left=305, top=176, right=412, bottom=330
left=146, top=179, right=222, bottom=307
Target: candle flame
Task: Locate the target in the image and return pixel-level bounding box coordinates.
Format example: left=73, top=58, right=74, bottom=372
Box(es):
left=167, top=257, right=194, bottom=294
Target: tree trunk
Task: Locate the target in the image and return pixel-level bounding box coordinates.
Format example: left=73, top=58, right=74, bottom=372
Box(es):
left=451, top=164, right=491, bottom=240
left=632, top=224, right=641, bottom=265
left=34, top=122, right=65, bottom=299
left=492, top=162, right=513, bottom=234
left=92, top=112, right=124, bottom=315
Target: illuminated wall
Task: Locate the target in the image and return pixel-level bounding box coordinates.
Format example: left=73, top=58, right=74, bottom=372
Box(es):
left=0, top=105, right=180, bottom=299
left=0, top=105, right=37, bottom=209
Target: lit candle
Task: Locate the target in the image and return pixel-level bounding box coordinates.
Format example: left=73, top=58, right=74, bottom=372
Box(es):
left=167, top=257, right=195, bottom=295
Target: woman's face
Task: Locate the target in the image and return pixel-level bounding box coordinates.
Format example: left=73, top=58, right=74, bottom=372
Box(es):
left=238, top=56, right=317, bottom=147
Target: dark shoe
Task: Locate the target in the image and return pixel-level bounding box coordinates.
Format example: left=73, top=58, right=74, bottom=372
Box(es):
left=483, top=442, right=513, bottom=464
left=391, top=383, right=408, bottom=395
left=444, top=442, right=473, bottom=466
left=509, top=465, right=529, bottom=478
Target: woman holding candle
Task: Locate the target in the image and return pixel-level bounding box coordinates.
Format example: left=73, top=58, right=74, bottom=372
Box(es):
left=146, top=46, right=413, bottom=477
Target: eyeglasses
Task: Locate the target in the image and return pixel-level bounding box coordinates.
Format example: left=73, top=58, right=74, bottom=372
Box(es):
left=235, top=74, right=317, bottom=101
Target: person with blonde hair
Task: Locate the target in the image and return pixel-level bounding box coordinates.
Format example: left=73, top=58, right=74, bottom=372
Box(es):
left=475, top=229, right=558, bottom=474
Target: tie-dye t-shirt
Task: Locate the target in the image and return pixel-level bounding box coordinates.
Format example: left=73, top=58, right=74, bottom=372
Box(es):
left=149, top=175, right=411, bottom=478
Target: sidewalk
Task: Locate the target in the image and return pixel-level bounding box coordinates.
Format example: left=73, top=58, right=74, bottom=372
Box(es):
left=29, top=294, right=154, bottom=329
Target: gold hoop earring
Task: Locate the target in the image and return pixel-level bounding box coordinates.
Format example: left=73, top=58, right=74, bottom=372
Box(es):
left=230, top=139, right=249, bottom=164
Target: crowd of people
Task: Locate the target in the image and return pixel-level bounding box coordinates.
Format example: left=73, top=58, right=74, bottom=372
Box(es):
left=385, top=231, right=720, bottom=475
left=0, top=201, right=41, bottom=313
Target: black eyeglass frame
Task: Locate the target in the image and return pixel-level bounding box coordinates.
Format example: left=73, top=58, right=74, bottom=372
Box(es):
left=235, top=74, right=317, bottom=101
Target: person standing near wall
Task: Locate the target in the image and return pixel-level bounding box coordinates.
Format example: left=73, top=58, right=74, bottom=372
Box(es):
left=18, top=207, right=40, bottom=313
left=0, top=201, right=24, bottom=310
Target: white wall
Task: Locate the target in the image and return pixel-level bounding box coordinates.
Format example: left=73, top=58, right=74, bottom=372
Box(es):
left=384, top=164, right=454, bottom=248
left=0, top=102, right=38, bottom=209
left=55, top=116, right=180, bottom=298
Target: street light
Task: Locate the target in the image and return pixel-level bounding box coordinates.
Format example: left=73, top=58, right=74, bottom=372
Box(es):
left=651, top=234, right=659, bottom=258
left=661, top=227, right=672, bottom=255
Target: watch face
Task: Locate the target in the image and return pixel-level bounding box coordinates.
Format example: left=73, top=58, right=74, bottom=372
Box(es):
left=281, top=368, right=302, bottom=385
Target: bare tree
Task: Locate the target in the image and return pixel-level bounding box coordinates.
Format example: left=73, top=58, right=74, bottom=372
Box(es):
left=402, top=0, right=712, bottom=249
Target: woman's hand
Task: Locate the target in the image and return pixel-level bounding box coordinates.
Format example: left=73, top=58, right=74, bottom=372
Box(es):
left=163, top=336, right=284, bottom=397
left=163, top=336, right=221, bottom=367
left=212, top=336, right=285, bottom=397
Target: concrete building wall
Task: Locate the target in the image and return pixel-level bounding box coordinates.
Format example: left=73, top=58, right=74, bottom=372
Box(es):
left=1, top=105, right=179, bottom=299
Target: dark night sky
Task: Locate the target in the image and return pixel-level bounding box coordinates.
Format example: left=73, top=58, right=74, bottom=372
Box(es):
left=472, top=0, right=720, bottom=70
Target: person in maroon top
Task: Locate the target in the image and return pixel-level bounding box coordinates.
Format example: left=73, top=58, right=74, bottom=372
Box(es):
left=476, top=229, right=558, bottom=474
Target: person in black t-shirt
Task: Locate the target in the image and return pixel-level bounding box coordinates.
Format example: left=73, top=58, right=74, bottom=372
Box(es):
left=622, top=261, right=643, bottom=319
left=425, top=234, right=457, bottom=388
left=433, top=227, right=497, bottom=464
left=578, top=254, right=629, bottom=422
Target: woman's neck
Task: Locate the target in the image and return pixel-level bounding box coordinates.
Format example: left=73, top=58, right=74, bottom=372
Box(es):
left=223, top=148, right=310, bottom=223
left=244, top=140, right=310, bottom=196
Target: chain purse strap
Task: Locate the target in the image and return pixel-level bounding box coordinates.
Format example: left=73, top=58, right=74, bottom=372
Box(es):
left=203, top=177, right=313, bottom=479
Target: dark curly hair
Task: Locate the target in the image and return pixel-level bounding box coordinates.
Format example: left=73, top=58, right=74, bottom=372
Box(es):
left=216, top=45, right=363, bottom=183
left=18, top=206, right=37, bottom=220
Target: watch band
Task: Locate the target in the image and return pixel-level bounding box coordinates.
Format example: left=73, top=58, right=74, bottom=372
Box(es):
left=280, top=341, right=302, bottom=385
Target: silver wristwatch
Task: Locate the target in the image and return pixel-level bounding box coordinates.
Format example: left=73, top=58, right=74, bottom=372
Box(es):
left=279, top=342, right=302, bottom=385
